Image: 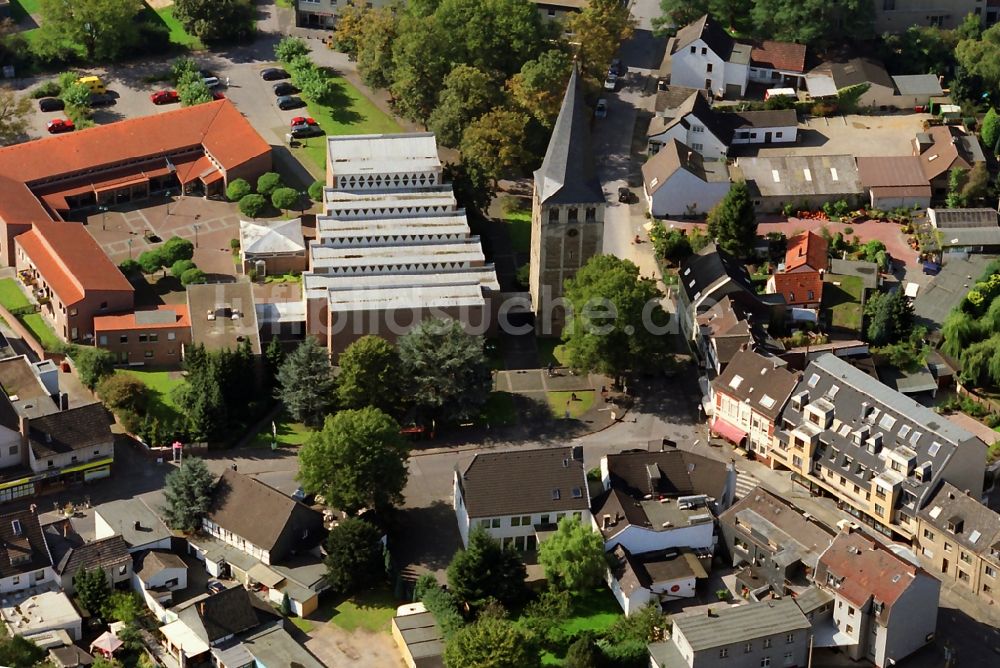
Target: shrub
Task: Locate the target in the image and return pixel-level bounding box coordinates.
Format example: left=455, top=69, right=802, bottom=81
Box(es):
left=32, top=81, right=61, bottom=99
left=118, top=259, right=142, bottom=277
left=230, top=238, right=241, bottom=251
left=271, top=187, right=300, bottom=212
left=257, top=172, right=283, bottom=197
left=181, top=268, right=208, bottom=285
left=137, top=249, right=165, bottom=274
left=275, top=36, right=310, bottom=64
left=239, top=194, right=267, bottom=219
left=161, top=237, right=194, bottom=265
left=97, top=374, right=149, bottom=415
left=226, top=178, right=252, bottom=202
left=171, top=259, right=197, bottom=279
left=308, top=180, right=324, bottom=201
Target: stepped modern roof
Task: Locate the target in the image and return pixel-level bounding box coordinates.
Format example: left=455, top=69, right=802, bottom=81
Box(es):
left=534, top=64, right=605, bottom=206
left=327, top=132, right=440, bottom=176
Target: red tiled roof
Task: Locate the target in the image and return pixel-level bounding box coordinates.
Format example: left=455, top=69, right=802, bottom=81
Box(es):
left=750, top=41, right=807, bottom=74
left=771, top=271, right=823, bottom=306
left=817, top=532, right=922, bottom=614
left=94, top=304, right=190, bottom=332
left=17, top=219, right=132, bottom=305
left=785, top=231, right=827, bottom=272
left=917, top=125, right=973, bottom=181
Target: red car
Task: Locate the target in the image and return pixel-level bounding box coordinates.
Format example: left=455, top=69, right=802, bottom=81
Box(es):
left=290, top=116, right=318, bottom=127
left=212, top=91, right=226, bottom=100
left=150, top=90, right=179, bottom=105
left=46, top=119, right=74, bottom=134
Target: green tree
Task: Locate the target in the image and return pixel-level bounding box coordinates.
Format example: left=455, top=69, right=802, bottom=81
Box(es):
left=34, top=0, right=143, bottom=62
left=428, top=65, right=502, bottom=148
left=276, top=337, right=337, bottom=427
left=947, top=167, right=970, bottom=208
left=389, top=15, right=452, bottom=122
left=336, top=335, right=403, bottom=413
left=97, top=373, right=149, bottom=415
left=443, top=161, right=495, bottom=214
left=564, top=636, right=603, bottom=668
left=162, top=456, right=215, bottom=531
left=333, top=0, right=368, bottom=56
left=271, top=187, right=300, bottom=213
left=707, top=181, right=758, bottom=257
left=398, top=318, right=491, bottom=422
left=356, top=5, right=401, bottom=90
left=180, top=268, right=207, bottom=285
left=264, top=336, right=285, bottom=391
left=567, top=0, right=635, bottom=83
left=171, top=56, right=199, bottom=84
left=275, top=36, right=310, bottom=63
left=602, top=604, right=668, bottom=665
left=0, top=635, right=45, bottom=668
left=74, top=566, right=111, bottom=615
left=239, top=193, right=267, bottom=219
left=298, top=407, right=409, bottom=514
left=257, top=172, right=283, bottom=197
left=177, top=70, right=213, bottom=107
left=942, top=309, right=981, bottom=359
left=878, top=25, right=959, bottom=76
left=323, top=517, right=386, bottom=594
left=118, top=258, right=142, bottom=278
left=171, top=259, right=197, bottom=279
left=226, top=178, right=252, bottom=202
left=983, top=108, right=1000, bottom=155
left=537, top=516, right=605, bottom=593
left=749, top=0, right=874, bottom=47
left=161, top=236, right=195, bottom=265
left=448, top=527, right=528, bottom=609
left=649, top=222, right=693, bottom=264
left=865, top=289, right=915, bottom=346
left=71, top=346, right=116, bottom=390
left=443, top=616, right=541, bottom=668
left=433, top=0, right=547, bottom=78
left=653, top=0, right=709, bottom=33
left=308, top=179, right=325, bottom=201
left=415, top=573, right=465, bottom=637
left=460, top=108, right=533, bottom=185
left=562, top=255, right=669, bottom=377
left=0, top=88, right=32, bottom=146
left=508, top=49, right=573, bottom=127
left=137, top=249, right=165, bottom=275
left=957, top=23, right=1000, bottom=99
left=962, top=163, right=990, bottom=205
left=174, top=0, right=255, bottom=44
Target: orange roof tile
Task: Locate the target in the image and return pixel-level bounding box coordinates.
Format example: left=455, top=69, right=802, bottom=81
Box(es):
left=817, top=532, right=923, bottom=614
left=771, top=271, right=822, bottom=306
left=94, top=304, right=190, bottom=332
left=785, top=231, right=828, bottom=272
left=750, top=41, right=807, bottom=74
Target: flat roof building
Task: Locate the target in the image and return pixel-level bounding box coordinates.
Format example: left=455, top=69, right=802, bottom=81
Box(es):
left=186, top=282, right=261, bottom=355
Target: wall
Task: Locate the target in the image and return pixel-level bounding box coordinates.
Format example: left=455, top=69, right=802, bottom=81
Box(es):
left=96, top=324, right=191, bottom=367
left=603, top=522, right=714, bottom=554
left=243, top=252, right=307, bottom=277
left=648, top=118, right=728, bottom=160
left=225, top=153, right=273, bottom=192
left=0, top=566, right=55, bottom=594
left=647, top=170, right=730, bottom=218
left=877, top=573, right=939, bottom=667
left=874, top=0, right=981, bottom=33
left=671, top=39, right=726, bottom=95
left=61, top=559, right=131, bottom=595
left=722, top=62, right=750, bottom=98
left=453, top=473, right=471, bottom=547
left=27, top=439, right=114, bottom=476
left=137, top=564, right=187, bottom=593
left=606, top=567, right=652, bottom=616
left=327, top=302, right=491, bottom=356
left=729, top=124, right=797, bottom=145
left=201, top=518, right=271, bottom=565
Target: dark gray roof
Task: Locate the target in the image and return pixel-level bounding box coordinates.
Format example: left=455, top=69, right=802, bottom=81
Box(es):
left=712, top=350, right=798, bottom=420
left=457, top=447, right=589, bottom=517
left=673, top=14, right=738, bottom=62
left=0, top=509, right=52, bottom=579
left=533, top=64, right=605, bottom=206
left=811, top=57, right=893, bottom=90
left=679, top=245, right=756, bottom=303
left=654, top=86, right=706, bottom=114
left=929, top=208, right=999, bottom=229
left=95, top=497, right=172, bottom=549
left=49, top=645, right=94, bottom=668
left=828, top=259, right=879, bottom=290
left=672, top=598, right=810, bottom=650
left=729, top=109, right=798, bottom=130
left=177, top=586, right=268, bottom=644
left=28, top=403, right=112, bottom=457
left=920, top=482, right=1000, bottom=559
left=241, top=625, right=326, bottom=668
left=56, top=535, right=129, bottom=576
left=892, top=74, right=944, bottom=97
left=604, top=449, right=731, bottom=501
left=793, top=585, right=834, bottom=614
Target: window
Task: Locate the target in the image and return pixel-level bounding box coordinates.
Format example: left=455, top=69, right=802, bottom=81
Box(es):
left=776, top=132, right=783, bottom=138
left=959, top=570, right=970, bottom=583
left=786, top=633, right=795, bottom=644
left=34, top=570, right=44, bottom=580
left=761, top=659, right=771, bottom=668
left=68, top=308, right=77, bottom=316
left=792, top=455, right=802, bottom=468
left=144, top=351, right=154, bottom=359
left=149, top=333, right=159, bottom=342
left=511, top=516, right=521, bottom=527
left=490, top=518, right=500, bottom=528
left=944, top=542, right=953, bottom=553
left=118, top=565, right=127, bottom=575
left=846, top=625, right=854, bottom=634
left=549, top=209, right=559, bottom=222
left=99, top=335, right=108, bottom=345
left=985, top=584, right=992, bottom=594
left=93, top=449, right=99, bottom=455
left=719, top=648, right=729, bottom=658
left=567, top=208, right=578, bottom=223
left=923, top=528, right=935, bottom=541
left=47, top=460, right=53, bottom=468
left=168, top=331, right=176, bottom=341
left=875, top=504, right=885, bottom=515
left=961, top=552, right=972, bottom=564
left=692, top=143, right=703, bottom=151
left=8, top=446, right=16, bottom=456
left=848, top=607, right=855, bottom=616
left=547, top=8, right=555, bottom=15
left=987, top=566, right=996, bottom=578
left=764, top=638, right=772, bottom=648
left=701, top=47, right=707, bottom=55
left=70, top=456, right=77, bottom=463
left=138, top=334, right=148, bottom=343
left=690, top=46, right=696, bottom=53
left=479, top=519, right=491, bottom=528
left=119, top=335, right=128, bottom=344
left=11, top=576, right=18, bottom=585
left=585, top=208, right=597, bottom=222
left=691, top=125, right=705, bottom=133
left=875, top=487, right=886, bottom=500
left=706, top=63, right=713, bottom=73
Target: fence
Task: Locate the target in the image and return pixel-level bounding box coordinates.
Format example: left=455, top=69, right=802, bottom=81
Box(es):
left=0, top=301, right=63, bottom=362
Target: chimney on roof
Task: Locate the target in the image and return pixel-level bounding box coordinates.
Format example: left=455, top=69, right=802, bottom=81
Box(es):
left=59, top=393, right=69, bottom=411
left=646, top=463, right=661, bottom=494
left=707, top=607, right=716, bottom=617
left=687, top=150, right=694, bottom=163
left=62, top=521, right=70, bottom=538
left=571, top=445, right=583, bottom=462
left=134, top=520, right=141, bottom=531
left=964, top=489, right=971, bottom=496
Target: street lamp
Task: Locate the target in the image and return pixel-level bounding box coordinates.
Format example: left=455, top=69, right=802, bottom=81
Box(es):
left=299, top=191, right=308, bottom=217
left=98, top=205, right=108, bottom=231
left=165, top=190, right=173, bottom=217
left=193, top=223, right=200, bottom=248
left=127, top=237, right=133, bottom=260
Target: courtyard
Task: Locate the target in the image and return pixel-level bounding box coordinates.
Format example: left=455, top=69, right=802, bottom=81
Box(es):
left=756, top=112, right=932, bottom=158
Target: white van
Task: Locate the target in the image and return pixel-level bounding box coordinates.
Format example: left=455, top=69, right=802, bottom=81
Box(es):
left=765, top=87, right=796, bottom=101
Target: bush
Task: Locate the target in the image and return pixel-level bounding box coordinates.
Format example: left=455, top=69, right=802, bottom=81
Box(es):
left=226, top=178, right=252, bottom=202
left=137, top=250, right=166, bottom=275
left=97, top=374, right=149, bottom=415
left=275, top=36, right=310, bottom=64
left=32, top=81, right=61, bottom=99
left=171, top=259, right=197, bottom=279
left=239, top=194, right=267, bottom=219
left=271, top=187, right=300, bottom=212
left=118, top=259, right=142, bottom=278
left=180, top=268, right=208, bottom=285
left=161, top=237, right=195, bottom=265
left=257, top=172, right=283, bottom=197
left=135, top=21, right=172, bottom=57
left=308, top=180, right=324, bottom=201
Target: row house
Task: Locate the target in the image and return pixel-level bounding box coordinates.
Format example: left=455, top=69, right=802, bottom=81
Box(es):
left=766, top=231, right=828, bottom=313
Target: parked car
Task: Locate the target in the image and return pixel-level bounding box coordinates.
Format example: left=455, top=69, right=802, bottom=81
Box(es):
left=603, top=72, right=618, bottom=90
left=276, top=95, right=306, bottom=110
left=610, top=58, right=626, bottom=76
left=212, top=91, right=226, bottom=100
left=260, top=68, right=289, bottom=81
left=206, top=580, right=225, bottom=594
left=38, top=97, right=64, bottom=112
left=88, top=93, right=115, bottom=107
left=46, top=119, right=74, bottom=134
left=273, top=82, right=299, bottom=96
left=595, top=98, right=608, bottom=119
left=291, top=124, right=324, bottom=139
left=290, top=116, right=318, bottom=127
left=618, top=186, right=633, bottom=203
left=150, top=90, right=179, bottom=105
left=203, top=76, right=221, bottom=89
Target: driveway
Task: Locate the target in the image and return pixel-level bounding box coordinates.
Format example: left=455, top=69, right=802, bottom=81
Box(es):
left=304, top=625, right=404, bottom=668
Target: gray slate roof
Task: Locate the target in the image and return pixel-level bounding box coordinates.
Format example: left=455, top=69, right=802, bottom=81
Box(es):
left=95, top=498, right=172, bottom=549
left=673, top=598, right=810, bottom=651
left=712, top=350, right=799, bottom=420
left=533, top=64, right=605, bottom=206
left=56, top=535, right=129, bottom=576
left=679, top=245, right=756, bottom=304
left=892, top=74, right=944, bottom=97
left=29, top=403, right=111, bottom=457
left=919, top=482, right=1000, bottom=559
left=0, top=509, right=52, bottom=579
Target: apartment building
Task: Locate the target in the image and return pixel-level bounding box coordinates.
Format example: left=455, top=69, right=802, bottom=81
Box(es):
left=774, top=353, right=986, bottom=540
left=916, top=482, right=1000, bottom=606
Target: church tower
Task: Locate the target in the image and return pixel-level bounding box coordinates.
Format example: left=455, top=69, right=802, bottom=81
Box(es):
left=529, top=64, right=606, bottom=334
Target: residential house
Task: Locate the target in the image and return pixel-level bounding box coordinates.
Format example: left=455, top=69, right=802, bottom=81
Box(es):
left=531, top=0, right=586, bottom=21
left=928, top=207, right=1000, bottom=257
left=93, top=304, right=191, bottom=366
left=294, top=0, right=394, bottom=28
left=914, top=125, right=986, bottom=197
left=665, top=15, right=751, bottom=98
left=710, top=350, right=799, bottom=465
left=767, top=231, right=828, bottom=311
left=695, top=293, right=782, bottom=378
left=856, top=156, right=932, bottom=210
left=805, top=58, right=897, bottom=108
left=875, top=0, right=998, bottom=33
left=94, top=498, right=174, bottom=553
left=916, top=482, right=1000, bottom=607
left=813, top=530, right=940, bottom=667
left=233, top=623, right=325, bottom=668
left=201, top=469, right=325, bottom=567
left=749, top=40, right=808, bottom=87
left=594, top=448, right=735, bottom=554
left=774, top=353, right=987, bottom=540
left=734, top=154, right=863, bottom=213
left=48, top=645, right=94, bottom=668
left=891, top=74, right=945, bottom=108
left=22, top=403, right=114, bottom=493
left=133, top=549, right=188, bottom=608
left=453, top=446, right=590, bottom=550
left=0, top=509, right=55, bottom=593
left=14, top=218, right=134, bottom=343
left=642, top=139, right=731, bottom=218
left=647, top=598, right=810, bottom=668
left=186, top=281, right=262, bottom=355
left=676, top=245, right=757, bottom=343
left=606, top=544, right=709, bottom=615
left=392, top=603, right=444, bottom=668
left=54, top=535, right=130, bottom=594
left=239, top=219, right=307, bottom=277
left=718, top=486, right=835, bottom=593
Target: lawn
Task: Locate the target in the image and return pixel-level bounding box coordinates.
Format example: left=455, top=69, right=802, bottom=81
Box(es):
left=505, top=209, right=532, bottom=254
left=302, top=588, right=399, bottom=635
left=117, top=369, right=185, bottom=423
left=537, top=338, right=569, bottom=367
left=291, top=75, right=402, bottom=173
left=0, top=278, right=60, bottom=351
left=823, top=275, right=864, bottom=331
left=548, top=390, right=594, bottom=419
left=0, top=279, right=31, bottom=310
left=538, top=588, right=622, bottom=665
left=249, top=410, right=312, bottom=448
left=154, top=6, right=204, bottom=50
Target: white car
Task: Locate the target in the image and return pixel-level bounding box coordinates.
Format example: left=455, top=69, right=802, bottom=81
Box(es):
left=595, top=99, right=608, bottom=119
left=603, top=72, right=617, bottom=90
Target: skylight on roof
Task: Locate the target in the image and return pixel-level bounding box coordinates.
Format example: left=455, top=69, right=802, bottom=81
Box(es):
left=898, top=424, right=911, bottom=440
left=879, top=414, right=897, bottom=431
left=910, top=431, right=922, bottom=446
left=771, top=169, right=781, bottom=182
left=929, top=505, right=942, bottom=519
left=970, top=530, right=982, bottom=544
left=760, top=394, right=776, bottom=409
left=830, top=168, right=839, bottom=181
left=807, top=373, right=820, bottom=388
left=730, top=374, right=744, bottom=389
left=803, top=168, right=812, bottom=182
left=928, top=441, right=942, bottom=457
left=826, top=385, right=839, bottom=400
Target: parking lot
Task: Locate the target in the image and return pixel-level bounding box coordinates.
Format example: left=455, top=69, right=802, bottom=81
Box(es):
left=753, top=112, right=932, bottom=158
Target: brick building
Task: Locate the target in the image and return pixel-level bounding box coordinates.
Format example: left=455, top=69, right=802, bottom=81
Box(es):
left=93, top=304, right=191, bottom=366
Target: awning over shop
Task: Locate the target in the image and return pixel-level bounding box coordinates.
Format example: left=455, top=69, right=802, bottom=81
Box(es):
left=710, top=418, right=747, bottom=445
